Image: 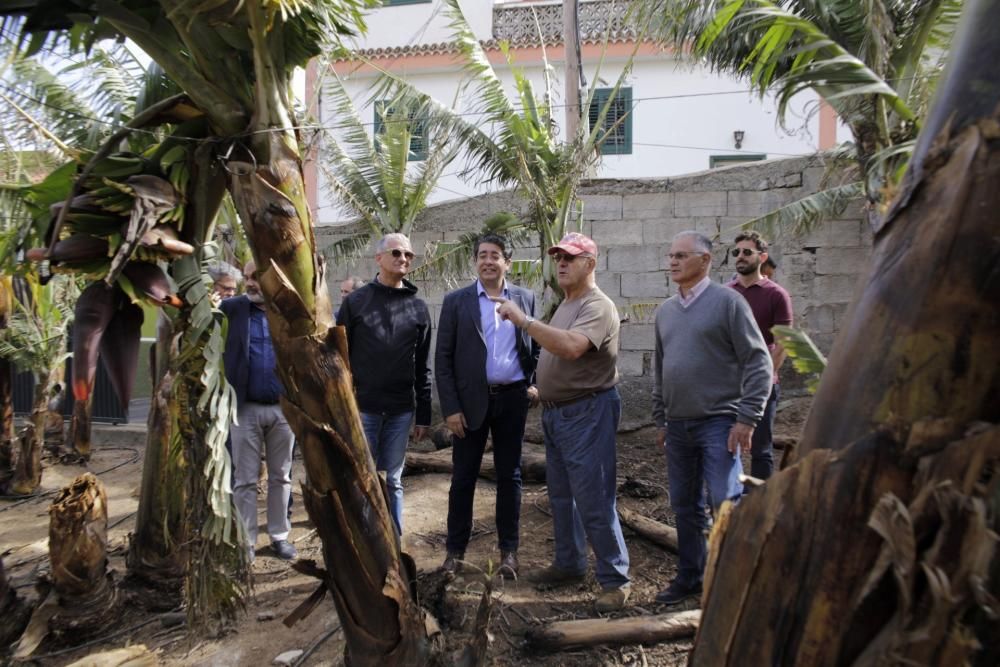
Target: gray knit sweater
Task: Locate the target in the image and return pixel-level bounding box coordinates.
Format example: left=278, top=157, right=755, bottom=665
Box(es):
left=652, top=281, right=772, bottom=428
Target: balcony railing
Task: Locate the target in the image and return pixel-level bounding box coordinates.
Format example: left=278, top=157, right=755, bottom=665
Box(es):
left=492, top=0, right=636, bottom=44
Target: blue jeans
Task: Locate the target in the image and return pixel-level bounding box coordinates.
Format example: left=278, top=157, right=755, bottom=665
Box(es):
left=749, top=384, right=779, bottom=483
left=361, top=411, right=412, bottom=535
left=665, top=415, right=743, bottom=587
left=542, top=387, right=630, bottom=589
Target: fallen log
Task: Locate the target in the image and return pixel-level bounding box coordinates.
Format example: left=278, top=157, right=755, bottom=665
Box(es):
left=527, top=609, right=701, bottom=651
left=618, top=506, right=678, bottom=552
left=404, top=449, right=547, bottom=483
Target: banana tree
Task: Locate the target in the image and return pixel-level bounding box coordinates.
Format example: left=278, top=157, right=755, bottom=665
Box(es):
left=635, top=0, right=961, bottom=235
left=3, top=2, right=450, bottom=660
left=691, top=1, right=1000, bottom=663
left=1, top=41, right=246, bottom=626
left=0, top=38, right=170, bottom=457
left=367, top=0, right=639, bottom=316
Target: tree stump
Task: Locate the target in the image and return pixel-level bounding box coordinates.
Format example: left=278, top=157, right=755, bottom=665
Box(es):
left=48, top=472, right=120, bottom=639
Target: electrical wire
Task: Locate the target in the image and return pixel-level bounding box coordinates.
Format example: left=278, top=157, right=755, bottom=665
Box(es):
left=0, top=445, right=141, bottom=512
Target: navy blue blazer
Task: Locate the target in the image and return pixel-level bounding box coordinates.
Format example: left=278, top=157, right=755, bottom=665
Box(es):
left=435, top=281, right=540, bottom=432
left=220, top=295, right=263, bottom=408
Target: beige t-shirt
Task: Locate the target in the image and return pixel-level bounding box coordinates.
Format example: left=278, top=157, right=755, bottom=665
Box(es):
left=536, top=286, right=620, bottom=402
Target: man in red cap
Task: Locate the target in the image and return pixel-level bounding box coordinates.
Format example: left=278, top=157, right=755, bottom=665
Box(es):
left=492, top=232, right=631, bottom=613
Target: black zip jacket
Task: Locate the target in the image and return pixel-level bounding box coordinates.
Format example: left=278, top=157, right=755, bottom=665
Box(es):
left=337, top=276, right=432, bottom=426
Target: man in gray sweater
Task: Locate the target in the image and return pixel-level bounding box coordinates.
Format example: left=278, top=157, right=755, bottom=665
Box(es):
left=652, top=231, right=772, bottom=605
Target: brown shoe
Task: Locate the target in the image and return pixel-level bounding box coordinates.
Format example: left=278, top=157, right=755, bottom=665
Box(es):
left=498, top=551, right=519, bottom=579
left=524, top=564, right=586, bottom=588
left=595, top=584, right=631, bottom=613
left=442, top=552, right=463, bottom=574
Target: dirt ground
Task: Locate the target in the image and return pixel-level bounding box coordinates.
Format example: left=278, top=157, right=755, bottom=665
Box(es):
left=0, top=396, right=810, bottom=666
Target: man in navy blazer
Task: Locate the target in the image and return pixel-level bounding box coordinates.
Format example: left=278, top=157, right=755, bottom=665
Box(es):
left=221, top=260, right=296, bottom=562
left=435, top=233, right=540, bottom=578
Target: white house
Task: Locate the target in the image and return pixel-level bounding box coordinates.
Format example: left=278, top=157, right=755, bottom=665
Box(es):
left=305, top=0, right=842, bottom=225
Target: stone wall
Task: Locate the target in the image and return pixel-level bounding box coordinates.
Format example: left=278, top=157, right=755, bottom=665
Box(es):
left=316, top=155, right=871, bottom=426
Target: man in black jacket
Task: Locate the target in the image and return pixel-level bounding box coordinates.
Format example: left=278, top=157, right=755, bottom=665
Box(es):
left=436, top=234, right=539, bottom=578
left=337, top=233, right=431, bottom=535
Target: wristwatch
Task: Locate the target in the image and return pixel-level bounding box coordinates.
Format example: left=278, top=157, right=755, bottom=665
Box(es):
left=522, top=316, right=536, bottom=332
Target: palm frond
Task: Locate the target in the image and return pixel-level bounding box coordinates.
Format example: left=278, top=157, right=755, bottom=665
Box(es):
left=772, top=324, right=827, bottom=393
left=698, top=2, right=915, bottom=126
left=322, top=230, right=372, bottom=265
left=411, top=211, right=534, bottom=285
left=722, top=181, right=864, bottom=240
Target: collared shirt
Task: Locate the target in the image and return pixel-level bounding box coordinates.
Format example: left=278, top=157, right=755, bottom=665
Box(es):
left=726, top=275, right=794, bottom=384
left=246, top=306, right=283, bottom=403
left=678, top=275, right=711, bottom=309
left=477, top=279, right=525, bottom=385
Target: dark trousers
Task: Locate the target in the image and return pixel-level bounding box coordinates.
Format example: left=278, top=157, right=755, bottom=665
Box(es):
left=446, top=383, right=528, bottom=554
left=749, top=383, right=780, bottom=482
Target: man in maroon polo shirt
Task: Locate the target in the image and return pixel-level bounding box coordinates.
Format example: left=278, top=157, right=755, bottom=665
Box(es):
left=726, top=231, right=793, bottom=482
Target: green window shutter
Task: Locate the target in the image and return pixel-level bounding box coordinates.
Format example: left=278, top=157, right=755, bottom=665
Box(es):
left=589, top=87, right=632, bottom=156
left=373, top=100, right=427, bottom=162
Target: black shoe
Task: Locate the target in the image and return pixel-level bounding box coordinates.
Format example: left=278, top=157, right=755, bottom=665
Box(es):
left=655, top=579, right=702, bottom=605
left=498, top=551, right=519, bottom=579
left=442, top=552, right=463, bottom=574
left=270, top=539, right=298, bottom=560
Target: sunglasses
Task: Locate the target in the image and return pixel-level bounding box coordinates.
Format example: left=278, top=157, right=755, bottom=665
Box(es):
left=731, top=248, right=758, bottom=258
left=551, top=252, right=586, bottom=263
left=388, top=248, right=415, bottom=260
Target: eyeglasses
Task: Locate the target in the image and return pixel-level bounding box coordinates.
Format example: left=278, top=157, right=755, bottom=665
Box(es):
left=667, top=252, right=705, bottom=261
left=731, top=248, right=758, bottom=258
left=388, top=248, right=415, bottom=260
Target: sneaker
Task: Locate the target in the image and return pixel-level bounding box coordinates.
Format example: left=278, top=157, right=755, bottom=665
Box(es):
left=524, top=564, right=586, bottom=588
left=270, top=539, right=298, bottom=560
left=442, top=552, right=463, bottom=574
left=595, top=584, right=631, bottom=613
left=497, top=551, right=519, bottom=579
left=654, top=579, right=702, bottom=605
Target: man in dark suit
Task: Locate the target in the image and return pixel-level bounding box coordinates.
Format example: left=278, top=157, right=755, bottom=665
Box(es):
left=435, top=233, right=539, bottom=578
left=221, top=260, right=296, bottom=562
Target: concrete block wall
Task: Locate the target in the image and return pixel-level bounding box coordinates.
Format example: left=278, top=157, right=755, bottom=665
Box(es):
left=315, top=155, right=871, bottom=414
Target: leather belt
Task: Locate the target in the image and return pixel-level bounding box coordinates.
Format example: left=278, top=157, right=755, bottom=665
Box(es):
left=488, top=380, right=526, bottom=395
left=540, top=392, right=598, bottom=410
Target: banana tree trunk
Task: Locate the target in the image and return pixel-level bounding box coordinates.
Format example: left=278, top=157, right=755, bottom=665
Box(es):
left=43, top=383, right=66, bottom=456
left=0, top=276, right=12, bottom=478
left=48, top=472, right=120, bottom=639
left=68, top=393, right=92, bottom=460
left=8, top=367, right=58, bottom=496
left=228, top=132, right=439, bottom=665
left=126, top=367, right=187, bottom=607
left=692, top=2, right=1000, bottom=664
left=0, top=358, right=13, bottom=489
left=0, top=557, right=31, bottom=649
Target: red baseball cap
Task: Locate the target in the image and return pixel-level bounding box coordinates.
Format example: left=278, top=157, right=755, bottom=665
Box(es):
left=547, top=232, right=599, bottom=257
